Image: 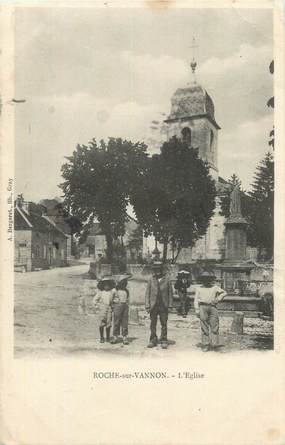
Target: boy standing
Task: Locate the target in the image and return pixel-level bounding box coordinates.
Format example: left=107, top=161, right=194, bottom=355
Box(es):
left=111, top=276, right=130, bottom=345
left=93, top=277, right=116, bottom=343
left=194, top=271, right=227, bottom=351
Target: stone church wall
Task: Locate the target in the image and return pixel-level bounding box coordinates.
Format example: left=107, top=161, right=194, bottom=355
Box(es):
left=142, top=200, right=226, bottom=263
left=166, top=117, right=218, bottom=180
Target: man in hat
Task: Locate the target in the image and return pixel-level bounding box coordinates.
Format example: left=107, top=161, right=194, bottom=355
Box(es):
left=194, top=271, right=227, bottom=351
left=174, top=270, right=191, bottom=317
left=145, top=262, right=173, bottom=349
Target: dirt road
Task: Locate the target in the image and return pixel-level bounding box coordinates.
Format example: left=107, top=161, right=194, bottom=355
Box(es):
left=14, top=263, right=273, bottom=357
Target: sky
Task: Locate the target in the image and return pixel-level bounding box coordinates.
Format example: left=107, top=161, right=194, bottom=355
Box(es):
left=14, top=6, right=273, bottom=202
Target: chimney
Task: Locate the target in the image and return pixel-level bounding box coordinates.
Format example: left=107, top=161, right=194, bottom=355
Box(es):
left=16, top=194, right=24, bottom=208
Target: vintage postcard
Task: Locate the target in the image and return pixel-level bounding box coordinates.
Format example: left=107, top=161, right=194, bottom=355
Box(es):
left=0, top=1, right=285, bottom=444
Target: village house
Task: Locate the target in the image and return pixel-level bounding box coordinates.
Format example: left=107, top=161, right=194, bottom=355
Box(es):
left=39, top=198, right=73, bottom=260
left=80, top=216, right=143, bottom=263
left=14, top=195, right=68, bottom=272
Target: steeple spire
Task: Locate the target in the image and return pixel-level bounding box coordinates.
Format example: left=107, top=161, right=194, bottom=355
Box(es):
left=189, top=36, right=198, bottom=83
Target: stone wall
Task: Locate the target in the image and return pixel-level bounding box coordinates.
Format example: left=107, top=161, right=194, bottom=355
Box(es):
left=126, top=263, right=180, bottom=281
left=250, top=265, right=273, bottom=282
left=31, top=230, right=67, bottom=270
left=246, top=247, right=258, bottom=261
left=14, top=230, right=32, bottom=272
left=176, top=198, right=226, bottom=262
left=127, top=264, right=152, bottom=281
left=89, top=262, right=112, bottom=279
left=66, top=235, right=72, bottom=260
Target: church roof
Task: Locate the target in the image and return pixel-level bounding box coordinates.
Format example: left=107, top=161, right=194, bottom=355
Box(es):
left=166, top=83, right=220, bottom=128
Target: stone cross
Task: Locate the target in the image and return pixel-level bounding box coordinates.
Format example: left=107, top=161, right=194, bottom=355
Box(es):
left=189, top=37, right=198, bottom=75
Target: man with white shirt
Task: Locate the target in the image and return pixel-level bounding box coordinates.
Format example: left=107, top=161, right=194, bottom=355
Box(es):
left=194, top=271, right=227, bottom=351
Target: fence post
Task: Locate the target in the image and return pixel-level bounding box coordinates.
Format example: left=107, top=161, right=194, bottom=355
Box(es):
left=231, top=311, right=245, bottom=334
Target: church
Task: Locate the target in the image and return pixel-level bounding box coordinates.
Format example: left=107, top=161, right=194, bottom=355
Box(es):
left=143, top=56, right=229, bottom=262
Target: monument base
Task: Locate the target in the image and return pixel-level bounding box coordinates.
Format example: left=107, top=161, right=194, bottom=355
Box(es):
left=218, top=261, right=254, bottom=295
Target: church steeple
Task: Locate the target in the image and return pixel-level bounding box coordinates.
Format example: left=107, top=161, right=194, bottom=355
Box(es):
left=164, top=39, right=221, bottom=179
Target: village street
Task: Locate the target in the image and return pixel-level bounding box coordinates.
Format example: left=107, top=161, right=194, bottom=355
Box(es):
left=14, top=262, right=273, bottom=358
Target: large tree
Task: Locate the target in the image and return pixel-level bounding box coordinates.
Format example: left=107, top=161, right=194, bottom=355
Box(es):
left=126, top=225, right=144, bottom=262
left=60, top=137, right=148, bottom=262
left=130, top=136, right=216, bottom=262
left=247, top=152, right=274, bottom=259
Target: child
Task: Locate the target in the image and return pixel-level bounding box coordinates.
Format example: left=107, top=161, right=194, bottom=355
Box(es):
left=93, top=277, right=116, bottom=343
left=110, top=276, right=130, bottom=345
left=194, top=271, right=227, bottom=352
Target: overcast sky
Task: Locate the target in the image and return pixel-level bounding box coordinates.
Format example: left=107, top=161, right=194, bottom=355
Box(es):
left=15, top=6, right=273, bottom=202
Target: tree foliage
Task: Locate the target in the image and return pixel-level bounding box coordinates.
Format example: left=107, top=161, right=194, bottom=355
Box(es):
left=130, top=136, right=216, bottom=262
left=127, top=225, right=143, bottom=252
left=267, top=60, right=274, bottom=149
left=219, top=156, right=274, bottom=260
left=126, top=225, right=144, bottom=262
left=247, top=152, right=274, bottom=259
left=60, top=138, right=148, bottom=262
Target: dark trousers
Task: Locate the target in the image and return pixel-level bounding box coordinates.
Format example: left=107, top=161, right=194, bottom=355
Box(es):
left=150, top=304, right=168, bottom=342
left=113, top=303, right=129, bottom=337
left=178, top=290, right=188, bottom=315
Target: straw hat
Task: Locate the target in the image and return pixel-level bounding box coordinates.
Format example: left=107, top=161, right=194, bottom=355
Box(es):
left=198, top=271, right=216, bottom=281
left=178, top=270, right=190, bottom=276
left=97, top=276, right=116, bottom=290
left=114, top=274, right=132, bottom=286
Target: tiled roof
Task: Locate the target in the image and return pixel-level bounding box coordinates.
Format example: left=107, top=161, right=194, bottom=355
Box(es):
left=43, top=216, right=69, bottom=237
left=167, top=83, right=219, bottom=128
left=14, top=206, right=67, bottom=237
left=14, top=207, right=32, bottom=230
left=39, top=198, right=62, bottom=210
left=52, top=221, right=72, bottom=235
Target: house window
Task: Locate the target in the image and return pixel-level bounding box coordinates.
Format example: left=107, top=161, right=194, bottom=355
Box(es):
left=35, top=245, right=40, bottom=258
left=43, top=245, right=47, bottom=259
left=181, top=127, right=192, bottom=146
left=18, top=243, right=27, bottom=259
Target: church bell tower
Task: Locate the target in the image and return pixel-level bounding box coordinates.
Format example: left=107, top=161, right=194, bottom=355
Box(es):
left=164, top=42, right=220, bottom=180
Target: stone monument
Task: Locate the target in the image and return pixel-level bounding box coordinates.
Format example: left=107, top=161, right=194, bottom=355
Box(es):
left=225, top=186, right=248, bottom=261
left=220, top=186, right=253, bottom=293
